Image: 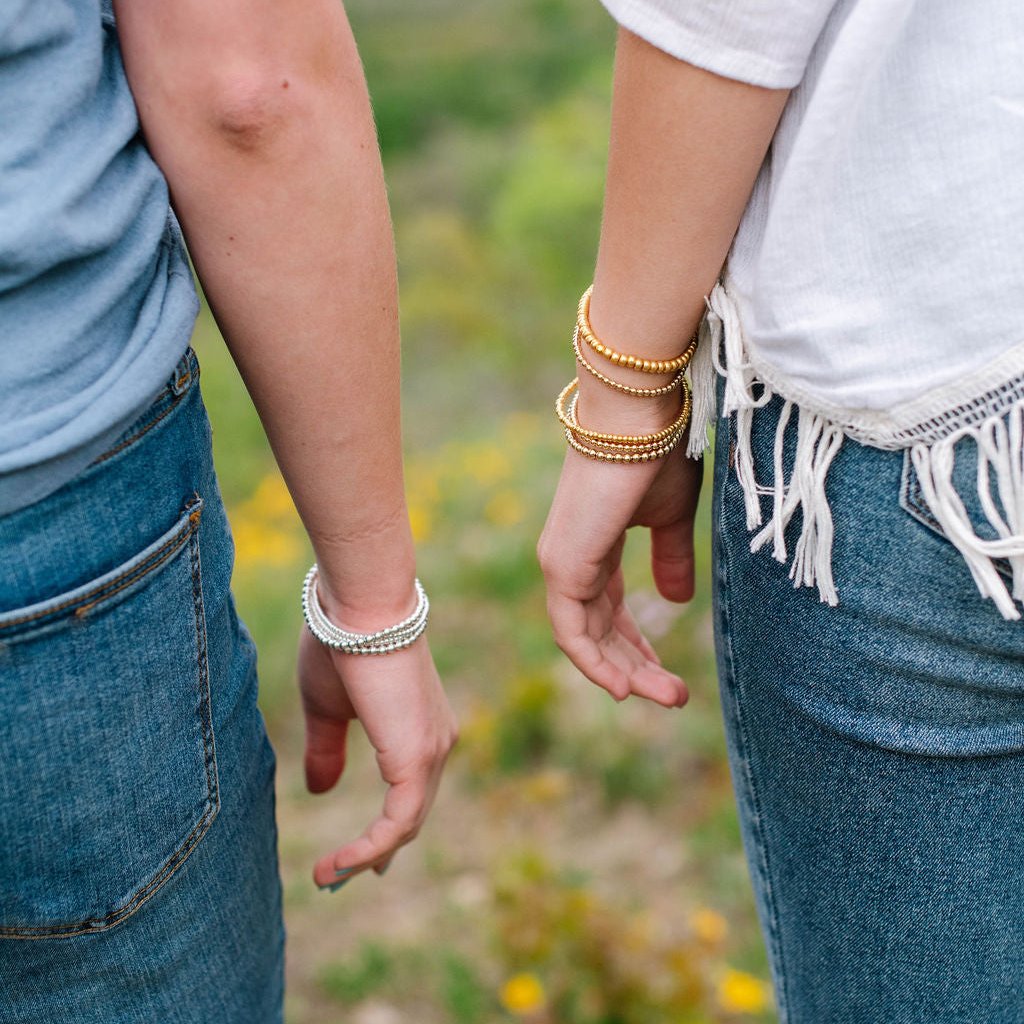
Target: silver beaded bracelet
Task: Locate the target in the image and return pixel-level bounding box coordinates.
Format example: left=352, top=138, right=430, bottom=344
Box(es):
left=301, top=564, right=429, bottom=655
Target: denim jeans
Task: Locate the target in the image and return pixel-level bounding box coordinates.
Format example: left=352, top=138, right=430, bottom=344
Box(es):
left=713, top=388, right=1024, bottom=1023
left=0, top=350, right=284, bottom=1022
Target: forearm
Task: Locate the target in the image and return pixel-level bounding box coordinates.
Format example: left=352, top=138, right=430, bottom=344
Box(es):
left=115, top=0, right=413, bottom=624
left=581, top=28, right=789, bottom=431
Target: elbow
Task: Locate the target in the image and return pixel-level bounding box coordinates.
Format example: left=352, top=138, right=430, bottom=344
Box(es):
left=204, top=70, right=304, bottom=153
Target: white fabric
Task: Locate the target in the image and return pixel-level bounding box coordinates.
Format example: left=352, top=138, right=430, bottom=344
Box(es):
left=600, top=0, right=1024, bottom=618
left=600, top=0, right=1024, bottom=418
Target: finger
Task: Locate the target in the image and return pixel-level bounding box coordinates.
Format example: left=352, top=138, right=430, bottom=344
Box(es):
left=581, top=598, right=684, bottom=708
left=547, top=589, right=631, bottom=701
left=622, top=659, right=689, bottom=708
left=312, top=774, right=431, bottom=888
left=303, top=714, right=350, bottom=795
left=650, top=519, right=696, bottom=603
left=550, top=588, right=682, bottom=707
left=611, top=598, right=661, bottom=664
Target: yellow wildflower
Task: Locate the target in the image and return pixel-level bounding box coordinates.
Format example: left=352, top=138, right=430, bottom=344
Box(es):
left=485, top=489, right=526, bottom=528
left=250, top=473, right=297, bottom=521
left=407, top=501, right=433, bottom=543
left=459, top=443, right=512, bottom=486
left=689, top=907, right=728, bottom=945
left=717, top=968, right=772, bottom=1015
left=231, top=520, right=302, bottom=570
left=522, top=769, right=570, bottom=804
left=500, top=972, right=546, bottom=1016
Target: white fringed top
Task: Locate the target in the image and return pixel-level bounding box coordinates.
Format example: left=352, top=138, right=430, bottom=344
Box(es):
left=600, top=0, right=1024, bottom=618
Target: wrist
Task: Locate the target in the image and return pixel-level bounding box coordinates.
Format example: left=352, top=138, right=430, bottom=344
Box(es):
left=573, top=372, right=683, bottom=435
left=313, top=564, right=420, bottom=635
left=311, top=520, right=418, bottom=632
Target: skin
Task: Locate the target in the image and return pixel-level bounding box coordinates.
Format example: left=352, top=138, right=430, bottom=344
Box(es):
left=538, top=29, right=790, bottom=706
left=113, top=0, right=457, bottom=889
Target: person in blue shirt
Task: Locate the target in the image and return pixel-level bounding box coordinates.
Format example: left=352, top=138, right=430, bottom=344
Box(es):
left=0, top=1, right=455, bottom=1018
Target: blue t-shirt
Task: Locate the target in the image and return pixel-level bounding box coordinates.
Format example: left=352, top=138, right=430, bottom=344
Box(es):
left=0, top=0, right=199, bottom=514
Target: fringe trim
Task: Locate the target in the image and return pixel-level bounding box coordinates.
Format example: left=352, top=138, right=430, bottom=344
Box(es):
left=693, top=281, right=1024, bottom=619
left=911, top=407, right=1024, bottom=621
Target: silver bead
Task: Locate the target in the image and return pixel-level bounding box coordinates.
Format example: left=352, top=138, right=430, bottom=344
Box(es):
left=302, top=565, right=429, bottom=654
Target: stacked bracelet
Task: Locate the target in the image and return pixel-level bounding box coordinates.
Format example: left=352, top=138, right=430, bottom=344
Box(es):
left=557, top=283, right=697, bottom=464
left=556, top=377, right=692, bottom=464
left=302, top=564, right=429, bottom=654
left=572, top=327, right=685, bottom=397
left=577, top=286, right=697, bottom=375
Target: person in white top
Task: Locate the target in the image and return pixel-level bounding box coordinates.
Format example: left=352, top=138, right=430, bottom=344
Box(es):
left=539, top=3, right=1024, bottom=1020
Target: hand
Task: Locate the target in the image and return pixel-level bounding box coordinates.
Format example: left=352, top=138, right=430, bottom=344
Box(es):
left=537, top=443, right=702, bottom=707
left=297, top=627, right=457, bottom=890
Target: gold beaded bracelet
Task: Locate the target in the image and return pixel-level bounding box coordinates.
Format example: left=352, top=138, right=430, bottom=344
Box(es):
left=564, top=430, right=683, bottom=463
left=577, top=286, right=698, bottom=375
left=555, top=377, right=691, bottom=463
left=555, top=378, right=692, bottom=446
left=572, top=327, right=686, bottom=398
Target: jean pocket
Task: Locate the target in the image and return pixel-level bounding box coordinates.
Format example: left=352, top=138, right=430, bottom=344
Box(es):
left=899, top=446, right=1014, bottom=584
left=0, top=494, right=219, bottom=939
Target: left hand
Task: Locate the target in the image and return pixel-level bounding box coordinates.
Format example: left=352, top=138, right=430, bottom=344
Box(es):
left=537, top=443, right=702, bottom=707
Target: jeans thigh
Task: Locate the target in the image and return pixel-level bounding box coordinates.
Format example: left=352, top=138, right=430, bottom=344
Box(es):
left=712, top=392, right=1024, bottom=1024
left=0, top=351, right=284, bottom=1023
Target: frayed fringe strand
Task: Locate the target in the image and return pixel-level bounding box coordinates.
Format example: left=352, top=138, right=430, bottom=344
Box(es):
left=911, top=404, right=1024, bottom=621
left=685, top=315, right=717, bottom=460
left=703, top=282, right=843, bottom=606
left=705, top=279, right=1024, bottom=619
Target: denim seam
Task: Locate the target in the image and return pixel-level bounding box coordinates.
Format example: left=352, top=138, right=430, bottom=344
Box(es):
left=91, top=350, right=198, bottom=468
left=89, top=389, right=181, bottom=466
left=716, top=429, right=793, bottom=1023
left=191, top=493, right=221, bottom=839
left=0, top=498, right=221, bottom=941
left=0, top=503, right=200, bottom=633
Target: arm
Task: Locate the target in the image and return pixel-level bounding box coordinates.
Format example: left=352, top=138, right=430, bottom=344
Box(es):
left=114, top=0, right=456, bottom=887
left=538, top=28, right=789, bottom=705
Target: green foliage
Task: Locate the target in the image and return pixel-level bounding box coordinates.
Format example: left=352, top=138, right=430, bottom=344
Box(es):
left=318, top=942, right=396, bottom=1005
left=439, top=951, right=495, bottom=1024
left=494, top=674, right=560, bottom=774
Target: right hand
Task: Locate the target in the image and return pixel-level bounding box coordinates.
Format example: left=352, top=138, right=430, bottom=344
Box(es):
left=297, top=623, right=457, bottom=890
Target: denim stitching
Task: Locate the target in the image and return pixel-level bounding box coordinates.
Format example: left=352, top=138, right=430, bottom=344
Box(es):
left=89, top=391, right=181, bottom=466
left=715, top=415, right=792, bottom=1024
left=0, top=506, right=199, bottom=633
left=0, top=496, right=221, bottom=940
left=190, top=493, right=221, bottom=836
left=89, top=351, right=198, bottom=467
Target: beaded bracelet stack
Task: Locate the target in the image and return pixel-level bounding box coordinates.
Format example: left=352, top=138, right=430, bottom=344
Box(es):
left=302, top=564, right=429, bottom=654
left=558, top=284, right=697, bottom=463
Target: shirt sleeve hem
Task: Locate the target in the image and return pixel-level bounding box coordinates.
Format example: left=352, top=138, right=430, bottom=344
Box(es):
left=597, top=0, right=806, bottom=89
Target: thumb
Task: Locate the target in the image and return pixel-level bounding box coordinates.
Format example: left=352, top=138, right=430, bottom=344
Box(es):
left=650, top=517, right=696, bottom=603
left=304, top=713, right=350, bottom=794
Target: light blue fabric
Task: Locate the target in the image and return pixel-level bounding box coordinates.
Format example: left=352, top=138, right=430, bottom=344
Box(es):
left=0, top=351, right=285, bottom=1022
left=713, top=382, right=1024, bottom=1023
left=0, top=0, right=199, bottom=514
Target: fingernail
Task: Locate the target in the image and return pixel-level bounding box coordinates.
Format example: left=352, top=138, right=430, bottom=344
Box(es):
left=335, top=866, right=356, bottom=878
left=377, top=862, right=391, bottom=876
left=326, top=878, right=350, bottom=893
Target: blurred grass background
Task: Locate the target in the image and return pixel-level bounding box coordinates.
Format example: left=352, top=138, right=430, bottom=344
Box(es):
left=192, top=0, right=778, bottom=1020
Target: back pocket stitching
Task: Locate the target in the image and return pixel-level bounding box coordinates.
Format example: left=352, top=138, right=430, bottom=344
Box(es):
left=0, top=497, right=221, bottom=940
left=0, top=497, right=203, bottom=634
